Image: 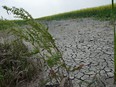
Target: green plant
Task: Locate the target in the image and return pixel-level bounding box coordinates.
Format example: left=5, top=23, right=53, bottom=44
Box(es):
left=2, top=6, right=83, bottom=86
left=111, top=0, right=116, bottom=84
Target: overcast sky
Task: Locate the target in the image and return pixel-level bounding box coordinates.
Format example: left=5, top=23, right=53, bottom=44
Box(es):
left=0, top=0, right=114, bottom=20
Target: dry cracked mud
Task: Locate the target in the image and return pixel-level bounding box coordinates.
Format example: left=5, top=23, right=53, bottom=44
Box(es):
left=46, top=18, right=115, bottom=87
left=0, top=18, right=116, bottom=87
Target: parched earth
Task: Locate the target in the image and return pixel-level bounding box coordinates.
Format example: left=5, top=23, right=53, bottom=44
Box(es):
left=0, top=18, right=116, bottom=87
left=46, top=18, right=115, bottom=87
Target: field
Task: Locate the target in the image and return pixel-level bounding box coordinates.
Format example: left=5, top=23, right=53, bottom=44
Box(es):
left=0, top=4, right=116, bottom=30
left=37, top=4, right=116, bottom=20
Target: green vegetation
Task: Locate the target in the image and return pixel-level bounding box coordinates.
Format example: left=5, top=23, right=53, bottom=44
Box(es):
left=112, top=0, right=116, bottom=84
left=0, top=20, right=15, bottom=30
left=0, top=19, right=28, bottom=31
left=37, top=4, right=116, bottom=20
left=0, top=40, right=40, bottom=87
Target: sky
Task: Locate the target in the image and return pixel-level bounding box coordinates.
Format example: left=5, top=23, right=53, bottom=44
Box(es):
left=0, top=0, right=114, bottom=20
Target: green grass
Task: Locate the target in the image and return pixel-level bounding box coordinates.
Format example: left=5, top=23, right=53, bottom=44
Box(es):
left=0, top=20, right=14, bottom=30
left=0, top=19, right=29, bottom=31
left=37, top=4, right=116, bottom=20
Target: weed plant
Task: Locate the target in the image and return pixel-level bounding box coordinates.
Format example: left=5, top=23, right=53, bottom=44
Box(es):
left=1, top=6, right=84, bottom=86
left=111, top=0, right=116, bottom=84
